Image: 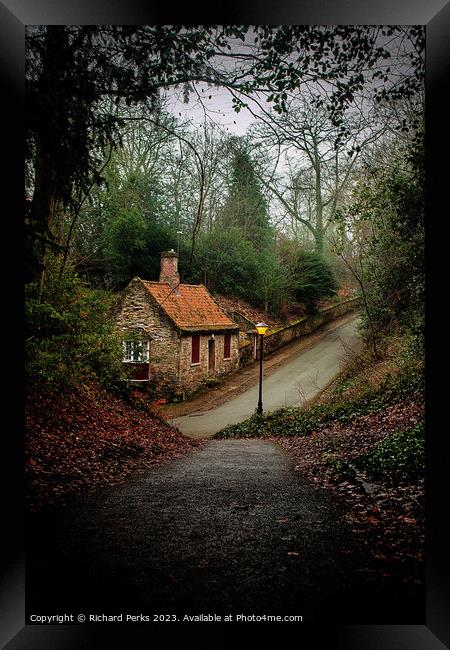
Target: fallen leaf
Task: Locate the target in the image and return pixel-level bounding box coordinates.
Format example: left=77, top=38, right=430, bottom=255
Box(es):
left=367, top=515, right=380, bottom=526
left=401, top=517, right=417, bottom=525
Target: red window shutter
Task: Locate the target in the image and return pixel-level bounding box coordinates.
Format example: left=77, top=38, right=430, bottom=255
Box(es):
left=191, top=335, right=200, bottom=364
left=224, top=333, right=231, bottom=358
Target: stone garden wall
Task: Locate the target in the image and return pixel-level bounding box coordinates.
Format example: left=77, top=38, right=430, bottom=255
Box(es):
left=238, top=297, right=361, bottom=367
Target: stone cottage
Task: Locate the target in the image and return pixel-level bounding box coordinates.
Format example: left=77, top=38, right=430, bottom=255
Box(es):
left=114, top=250, right=240, bottom=400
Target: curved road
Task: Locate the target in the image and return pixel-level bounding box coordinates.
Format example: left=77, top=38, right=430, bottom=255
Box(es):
left=172, top=317, right=361, bottom=438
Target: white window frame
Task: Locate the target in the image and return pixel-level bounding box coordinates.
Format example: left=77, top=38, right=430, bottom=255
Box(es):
left=122, top=340, right=149, bottom=363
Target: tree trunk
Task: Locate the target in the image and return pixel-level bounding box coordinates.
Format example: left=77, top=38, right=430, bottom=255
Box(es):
left=314, top=226, right=324, bottom=255
left=339, top=252, right=379, bottom=360
left=27, top=140, right=58, bottom=284
left=313, top=142, right=324, bottom=255
left=27, top=27, right=68, bottom=284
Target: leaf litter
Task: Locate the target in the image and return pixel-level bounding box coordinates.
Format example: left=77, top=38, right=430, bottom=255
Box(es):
left=272, top=396, right=425, bottom=593
left=25, top=383, right=202, bottom=512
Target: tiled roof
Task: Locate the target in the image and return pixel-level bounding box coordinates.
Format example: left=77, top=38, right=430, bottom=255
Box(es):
left=141, top=280, right=239, bottom=332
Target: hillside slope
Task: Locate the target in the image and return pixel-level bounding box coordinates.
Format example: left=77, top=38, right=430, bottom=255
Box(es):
left=25, top=384, right=201, bottom=511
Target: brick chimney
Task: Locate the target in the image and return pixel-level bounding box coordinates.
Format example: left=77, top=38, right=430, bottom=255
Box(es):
left=159, top=250, right=180, bottom=289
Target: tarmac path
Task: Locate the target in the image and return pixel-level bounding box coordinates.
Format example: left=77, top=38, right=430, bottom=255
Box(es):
left=27, top=438, right=372, bottom=624
left=25, top=314, right=411, bottom=626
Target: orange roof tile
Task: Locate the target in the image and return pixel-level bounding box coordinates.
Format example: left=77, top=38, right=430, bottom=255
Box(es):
left=141, top=281, right=238, bottom=332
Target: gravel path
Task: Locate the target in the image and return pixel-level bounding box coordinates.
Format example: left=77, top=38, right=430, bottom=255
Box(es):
left=27, top=439, right=370, bottom=623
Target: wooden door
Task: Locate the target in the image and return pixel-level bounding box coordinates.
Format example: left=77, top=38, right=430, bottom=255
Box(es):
left=208, top=339, right=215, bottom=373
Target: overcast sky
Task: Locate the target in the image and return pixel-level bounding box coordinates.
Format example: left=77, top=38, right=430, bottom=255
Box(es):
left=165, top=82, right=259, bottom=136
left=164, top=31, right=261, bottom=137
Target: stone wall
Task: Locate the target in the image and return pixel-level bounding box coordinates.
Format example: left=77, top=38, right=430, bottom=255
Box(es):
left=228, top=311, right=256, bottom=332
left=178, top=332, right=239, bottom=398
left=238, top=339, right=255, bottom=366
left=114, top=278, right=180, bottom=395
left=239, top=297, right=361, bottom=366
left=114, top=278, right=240, bottom=399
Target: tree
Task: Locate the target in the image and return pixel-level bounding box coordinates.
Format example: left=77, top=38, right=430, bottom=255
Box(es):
left=26, top=25, right=424, bottom=282
left=293, top=251, right=338, bottom=312
left=102, top=208, right=175, bottom=287
left=257, top=246, right=293, bottom=314
left=72, top=114, right=176, bottom=287
left=229, top=26, right=424, bottom=139
left=25, top=251, right=125, bottom=390
left=220, top=138, right=273, bottom=251
left=189, top=227, right=261, bottom=304
left=25, top=25, right=247, bottom=282
left=161, top=119, right=231, bottom=238
left=331, top=127, right=424, bottom=357
left=253, top=101, right=387, bottom=254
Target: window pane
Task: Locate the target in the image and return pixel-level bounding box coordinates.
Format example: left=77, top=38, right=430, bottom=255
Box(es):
left=123, top=340, right=132, bottom=361
left=123, top=340, right=148, bottom=362
left=132, top=343, right=141, bottom=362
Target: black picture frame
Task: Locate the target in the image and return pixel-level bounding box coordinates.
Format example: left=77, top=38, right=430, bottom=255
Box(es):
left=2, top=1, right=449, bottom=648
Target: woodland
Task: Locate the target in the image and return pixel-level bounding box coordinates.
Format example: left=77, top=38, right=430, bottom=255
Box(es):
left=25, top=26, right=425, bottom=612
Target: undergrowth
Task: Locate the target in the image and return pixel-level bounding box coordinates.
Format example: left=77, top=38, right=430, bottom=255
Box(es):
left=214, top=365, right=423, bottom=440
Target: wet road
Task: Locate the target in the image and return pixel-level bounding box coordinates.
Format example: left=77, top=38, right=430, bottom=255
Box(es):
left=171, top=318, right=361, bottom=438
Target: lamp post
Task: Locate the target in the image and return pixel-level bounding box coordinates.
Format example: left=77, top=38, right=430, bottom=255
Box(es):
left=255, top=322, right=268, bottom=415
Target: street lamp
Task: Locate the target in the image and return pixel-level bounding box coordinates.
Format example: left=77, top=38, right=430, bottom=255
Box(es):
left=255, top=322, right=268, bottom=415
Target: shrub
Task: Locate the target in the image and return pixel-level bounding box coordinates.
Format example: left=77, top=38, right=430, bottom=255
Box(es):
left=215, top=364, right=423, bottom=440
left=25, top=252, right=126, bottom=391
left=294, top=251, right=338, bottom=311
left=323, top=455, right=358, bottom=482
left=360, top=422, right=425, bottom=483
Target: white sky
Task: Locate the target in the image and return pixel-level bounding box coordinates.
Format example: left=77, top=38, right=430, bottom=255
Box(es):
left=164, top=31, right=262, bottom=137
left=165, top=82, right=259, bottom=136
